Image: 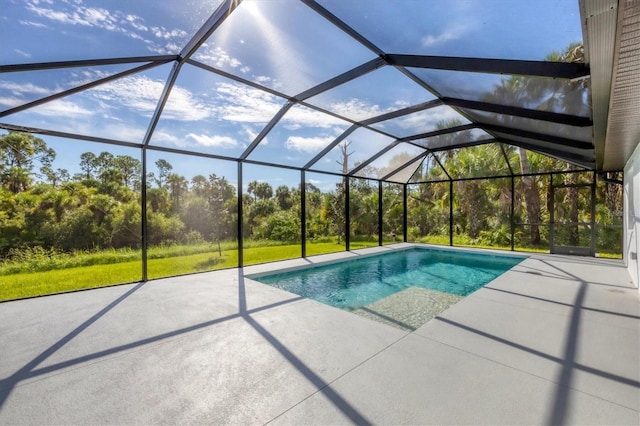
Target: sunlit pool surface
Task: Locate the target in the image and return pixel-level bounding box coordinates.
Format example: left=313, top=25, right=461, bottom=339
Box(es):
left=252, top=248, right=524, bottom=310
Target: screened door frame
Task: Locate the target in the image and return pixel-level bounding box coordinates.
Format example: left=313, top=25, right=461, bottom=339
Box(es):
left=549, top=175, right=597, bottom=256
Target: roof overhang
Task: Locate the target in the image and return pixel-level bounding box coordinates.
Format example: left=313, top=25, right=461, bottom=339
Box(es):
left=583, top=0, right=640, bottom=170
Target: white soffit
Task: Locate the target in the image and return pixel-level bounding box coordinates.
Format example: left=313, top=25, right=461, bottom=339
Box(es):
left=604, top=0, right=640, bottom=170
left=582, top=0, right=618, bottom=169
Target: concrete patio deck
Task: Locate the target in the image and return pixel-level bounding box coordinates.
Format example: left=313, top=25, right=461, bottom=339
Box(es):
left=1, top=244, right=638, bottom=425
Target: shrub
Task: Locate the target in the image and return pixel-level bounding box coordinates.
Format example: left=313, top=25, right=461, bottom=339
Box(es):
left=182, top=230, right=205, bottom=245
left=264, top=211, right=300, bottom=242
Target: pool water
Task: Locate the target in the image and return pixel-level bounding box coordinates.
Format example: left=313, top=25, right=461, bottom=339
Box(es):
left=252, top=248, right=524, bottom=310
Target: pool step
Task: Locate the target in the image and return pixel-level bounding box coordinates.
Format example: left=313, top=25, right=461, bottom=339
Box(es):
left=351, top=287, right=463, bottom=331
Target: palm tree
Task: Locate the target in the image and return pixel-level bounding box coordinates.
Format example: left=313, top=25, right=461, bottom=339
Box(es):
left=191, top=175, right=208, bottom=198
left=275, top=185, right=292, bottom=210
left=167, top=173, right=188, bottom=212
left=518, top=148, right=543, bottom=244
left=247, top=180, right=258, bottom=201
left=41, top=187, right=73, bottom=222
left=478, top=42, right=587, bottom=245
left=254, top=182, right=273, bottom=200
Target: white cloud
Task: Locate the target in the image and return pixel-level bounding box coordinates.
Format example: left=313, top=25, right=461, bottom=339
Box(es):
left=14, top=49, right=33, bottom=58
left=19, top=20, right=47, bottom=28
left=150, top=26, right=187, bottom=40
left=393, top=107, right=468, bottom=132
left=164, top=42, right=181, bottom=52
left=422, top=23, right=473, bottom=48
left=283, top=106, right=346, bottom=129
left=60, top=77, right=285, bottom=133
left=125, top=14, right=147, bottom=32
left=326, top=98, right=386, bottom=121
left=82, top=7, right=117, bottom=29
left=0, top=81, right=52, bottom=97
left=35, top=99, right=93, bottom=117
left=243, top=127, right=258, bottom=141
left=422, top=31, right=458, bottom=47
left=285, top=135, right=334, bottom=153
left=101, top=124, right=146, bottom=143
left=193, top=45, right=242, bottom=69
left=26, top=6, right=76, bottom=25
left=213, top=82, right=282, bottom=123
left=70, top=75, right=210, bottom=122
left=27, top=2, right=117, bottom=28
left=162, top=85, right=210, bottom=121
left=24, top=0, right=191, bottom=55
left=0, top=97, right=25, bottom=109
left=149, top=130, right=182, bottom=146
left=243, top=126, right=266, bottom=146
left=128, top=32, right=145, bottom=41
left=187, top=133, right=238, bottom=148
left=89, top=75, right=164, bottom=116
left=68, top=69, right=117, bottom=87
left=392, top=100, right=412, bottom=109
left=212, top=83, right=356, bottom=134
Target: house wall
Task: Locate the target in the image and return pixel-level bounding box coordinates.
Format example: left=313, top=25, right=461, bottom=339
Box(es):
left=624, top=143, right=640, bottom=289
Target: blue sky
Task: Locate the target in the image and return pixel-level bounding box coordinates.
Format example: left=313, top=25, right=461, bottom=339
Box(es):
left=1, top=0, right=584, bottom=188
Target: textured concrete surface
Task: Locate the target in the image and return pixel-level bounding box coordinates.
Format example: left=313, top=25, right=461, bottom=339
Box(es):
left=1, top=244, right=638, bottom=425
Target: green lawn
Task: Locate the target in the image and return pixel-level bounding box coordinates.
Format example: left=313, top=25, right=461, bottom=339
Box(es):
left=0, top=262, right=143, bottom=301
left=0, top=242, right=344, bottom=301
left=0, top=239, right=621, bottom=301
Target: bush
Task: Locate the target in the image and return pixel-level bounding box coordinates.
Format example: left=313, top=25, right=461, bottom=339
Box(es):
left=3, top=245, right=59, bottom=264
left=0, top=246, right=141, bottom=275
left=407, top=226, right=421, bottom=242
left=147, top=211, right=185, bottom=245
left=264, top=211, right=300, bottom=242
left=182, top=230, right=205, bottom=245
left=50, top=207, right=108, bottom=250
left=111, top=201, right=141, bottom=248
left=479, top=224, right=511, bottom=247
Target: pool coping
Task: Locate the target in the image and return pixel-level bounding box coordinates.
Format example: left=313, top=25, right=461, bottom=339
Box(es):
left=243, top=242, right=531, bottom=279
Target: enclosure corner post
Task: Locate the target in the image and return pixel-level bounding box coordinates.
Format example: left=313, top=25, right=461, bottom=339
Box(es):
left=549, top=174, right=555, bottom=253
left=345, top=177, right=350, bottom=251
left=403, top=184, right=408, bottom=243
left=449, top=180, right=454, bottom=246
left=237, top=161, right=243, bottom=268
left=141, top=146, right=148, bottom=282
left=511, top=176, right=515, bottom=251
left=590, top=171, right=596, bottom=256
left=301, top=170, right=307, bottom=258
left=378, top=181, right=383, bottom=246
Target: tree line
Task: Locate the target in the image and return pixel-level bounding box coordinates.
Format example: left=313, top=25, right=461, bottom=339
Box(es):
left=0, top=131, right=396, bottom=256
left=0, top=129, right=623, bottom=259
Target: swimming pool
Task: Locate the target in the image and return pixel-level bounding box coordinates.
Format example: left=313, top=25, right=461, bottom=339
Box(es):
left=251, top=247, right=524, bottom=310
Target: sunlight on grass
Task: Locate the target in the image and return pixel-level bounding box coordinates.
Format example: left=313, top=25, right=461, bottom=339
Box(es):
left=306, top=241, right=345, bottom=256
left=0, top=262, right=142, bottom=301
left=243, top=244, right=301, bottom=266
left=0, top=238, right=622, bottom=301
left=147, top=251, right=239, bottom=279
